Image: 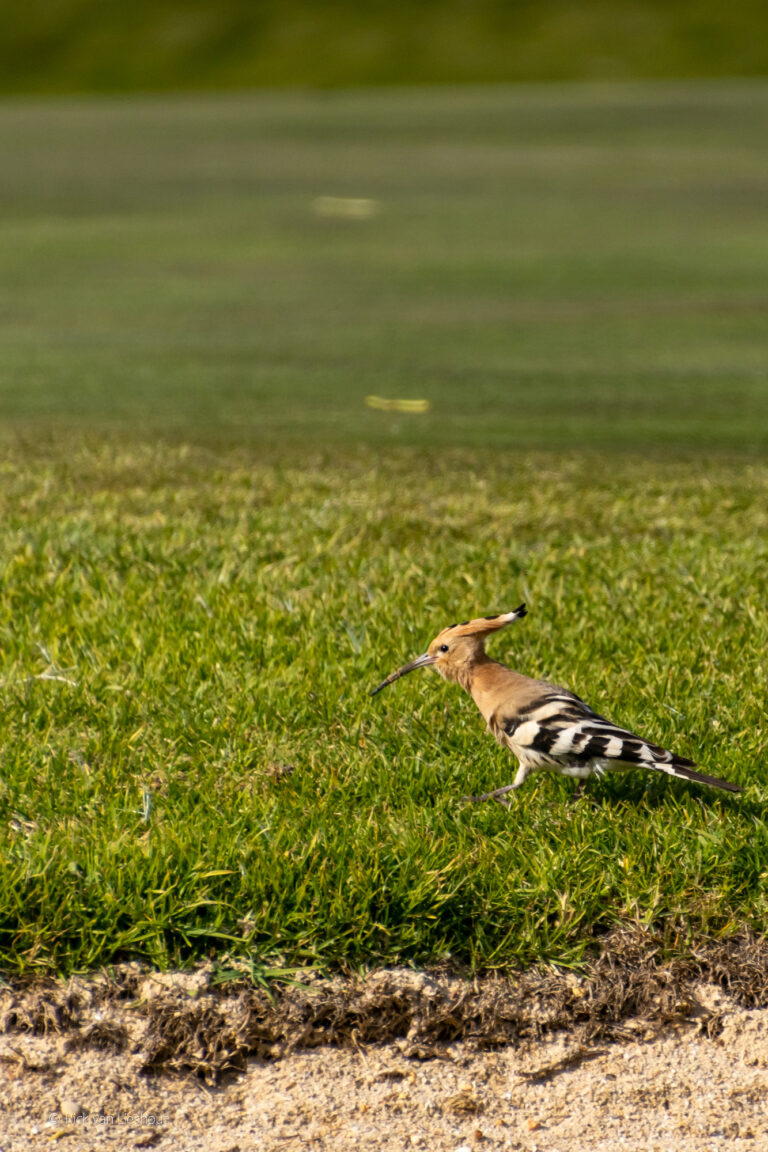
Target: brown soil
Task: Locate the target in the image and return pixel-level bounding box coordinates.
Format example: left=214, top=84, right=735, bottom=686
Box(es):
left=2, top=930, right=768, bottom=1151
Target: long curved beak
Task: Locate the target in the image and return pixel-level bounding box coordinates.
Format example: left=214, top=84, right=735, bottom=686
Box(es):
left=370, top=652, right=436, bottom=696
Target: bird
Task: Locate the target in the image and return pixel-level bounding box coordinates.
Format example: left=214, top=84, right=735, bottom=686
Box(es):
left=370, top=605, right=742, bottom=804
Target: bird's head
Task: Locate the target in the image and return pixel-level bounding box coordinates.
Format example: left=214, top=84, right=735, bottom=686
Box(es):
left=370, top=604, right=527, bottom=695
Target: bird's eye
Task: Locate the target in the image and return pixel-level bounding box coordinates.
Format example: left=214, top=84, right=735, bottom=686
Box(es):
left=439, top=644, right=449, bottom=653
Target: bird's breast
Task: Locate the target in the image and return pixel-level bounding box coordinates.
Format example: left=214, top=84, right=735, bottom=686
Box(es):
left=467, top=662, right=539, bottom=726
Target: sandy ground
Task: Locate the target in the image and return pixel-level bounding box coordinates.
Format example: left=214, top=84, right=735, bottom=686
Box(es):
left=2, top=989, right=768, bottom=1152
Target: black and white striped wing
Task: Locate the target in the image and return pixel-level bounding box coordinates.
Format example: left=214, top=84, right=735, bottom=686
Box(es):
left=492, top=687, right=741, bottom=794
left=501, top=691, right=692, bottom=775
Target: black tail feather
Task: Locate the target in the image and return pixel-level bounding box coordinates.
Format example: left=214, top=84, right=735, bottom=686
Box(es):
left=668, top=761, right=743, bottom=794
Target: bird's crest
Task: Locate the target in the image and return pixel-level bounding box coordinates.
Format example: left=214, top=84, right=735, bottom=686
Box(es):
left=439, top=604, right=527, bottom=639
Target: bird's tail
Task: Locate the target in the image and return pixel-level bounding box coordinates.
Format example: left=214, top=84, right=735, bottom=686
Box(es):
left=665, top=759, right=743, bottom=794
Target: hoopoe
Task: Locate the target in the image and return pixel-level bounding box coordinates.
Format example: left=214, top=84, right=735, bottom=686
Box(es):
left=370, top=605, right=742, bottom=804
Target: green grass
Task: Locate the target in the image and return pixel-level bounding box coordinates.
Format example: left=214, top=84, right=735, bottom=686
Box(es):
left=0, top=85, right=767, bottom=976
left=0, top=442, right=766, bottom=975
left=1, top=84, right=768, bottom=452
left=3, top=0, right=768, bottom=93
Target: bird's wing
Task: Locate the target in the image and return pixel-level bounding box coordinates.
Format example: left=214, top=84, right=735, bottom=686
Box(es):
left=495, top=689, right=691, bottom=771
left=487, top=681, right=741, bottom=793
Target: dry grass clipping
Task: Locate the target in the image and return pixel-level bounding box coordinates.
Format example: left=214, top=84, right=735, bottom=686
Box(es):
left=2, top=928, right=767, bottom=1082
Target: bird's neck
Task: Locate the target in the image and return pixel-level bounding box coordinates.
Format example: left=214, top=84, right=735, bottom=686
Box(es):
left=454, top=649, right=494, bottom=695
left=461, top=657, right=531, bottom=725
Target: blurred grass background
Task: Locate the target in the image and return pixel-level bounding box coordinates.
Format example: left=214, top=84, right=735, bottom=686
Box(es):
left=1, top=84, right=768, bottom=452
left=2, top=0, right=768, bottom=94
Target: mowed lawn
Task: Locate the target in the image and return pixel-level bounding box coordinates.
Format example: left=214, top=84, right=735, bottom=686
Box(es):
left=1, top=443, right=767, bottom=975
left=1, top=82, right=768, bottom=450
left=0, top=85, right=767, bottom=975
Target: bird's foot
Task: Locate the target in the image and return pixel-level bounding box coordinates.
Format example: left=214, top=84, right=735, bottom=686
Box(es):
left=462, top=784, right=517, bottom=806
left=568, top=781, right=587, bottom=803
left=567, top=781, right=601, bottom=807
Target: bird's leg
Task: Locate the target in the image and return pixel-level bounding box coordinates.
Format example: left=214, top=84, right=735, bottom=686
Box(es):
left=463, top=783, right=518, bottom=805
left=569, top=780, right=587, bottom=803
left=462, top=764, right=529, bottom=807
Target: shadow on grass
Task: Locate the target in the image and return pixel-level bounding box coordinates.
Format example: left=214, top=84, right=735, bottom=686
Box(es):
left=567, top=774, right=752, bottom=814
